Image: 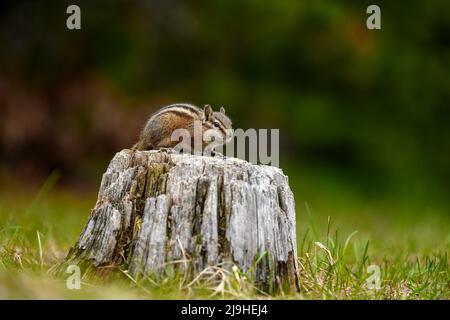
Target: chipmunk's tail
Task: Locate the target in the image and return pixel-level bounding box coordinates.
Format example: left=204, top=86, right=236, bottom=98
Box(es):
left=131, top=143, right=139, bottom=151
left=131, top=141, right=154, bottom=151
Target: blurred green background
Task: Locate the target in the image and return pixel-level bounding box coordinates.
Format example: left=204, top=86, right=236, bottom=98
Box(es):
left=0, top=1, right=449, bottom=216
left=0, top=0, right=449, bottom=299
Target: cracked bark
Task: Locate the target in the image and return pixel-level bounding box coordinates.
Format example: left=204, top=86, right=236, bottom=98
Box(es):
left=63, top=149, right=300, bottom=292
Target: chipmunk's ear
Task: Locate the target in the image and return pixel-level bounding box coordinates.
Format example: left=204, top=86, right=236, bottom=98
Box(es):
left=220, top=106, right=226, bottom=114
left=204, top=104, right=213, bottom=121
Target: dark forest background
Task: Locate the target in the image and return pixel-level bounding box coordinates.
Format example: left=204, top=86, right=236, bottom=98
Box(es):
left=0, top=0, right=449, bottom=212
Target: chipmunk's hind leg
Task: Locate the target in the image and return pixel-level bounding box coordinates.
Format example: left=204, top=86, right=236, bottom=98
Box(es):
left=155, top=146, right=175, bottom=153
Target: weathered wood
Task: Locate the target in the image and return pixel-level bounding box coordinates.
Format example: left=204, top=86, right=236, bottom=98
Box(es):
left=64, top=149, right=299, bottom=292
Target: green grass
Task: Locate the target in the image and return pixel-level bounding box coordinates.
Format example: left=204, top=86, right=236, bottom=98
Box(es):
left=0, top=173, right=448, bottom=299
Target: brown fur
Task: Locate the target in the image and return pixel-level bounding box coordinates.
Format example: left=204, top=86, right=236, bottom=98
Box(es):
left=133, top=103, right=233, bottom=153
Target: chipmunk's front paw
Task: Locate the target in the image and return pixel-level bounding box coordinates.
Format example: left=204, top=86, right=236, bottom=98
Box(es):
left=201, top=149, right=217, bottom=157
left=212, top=150, right=227, bottom=159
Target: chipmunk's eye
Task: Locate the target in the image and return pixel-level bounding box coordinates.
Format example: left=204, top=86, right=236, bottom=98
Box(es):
left=213, top=121, right=221, bottom=128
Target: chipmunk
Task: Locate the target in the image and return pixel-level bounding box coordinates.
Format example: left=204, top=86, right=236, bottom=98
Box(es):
left=132, top=103, right=234, bottom=155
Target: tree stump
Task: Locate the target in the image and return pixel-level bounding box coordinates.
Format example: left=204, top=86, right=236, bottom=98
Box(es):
left=64, top=149, right=299, bottom=292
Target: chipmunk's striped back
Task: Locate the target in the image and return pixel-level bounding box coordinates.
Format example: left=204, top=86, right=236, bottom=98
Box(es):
left=149, top=103, right=203, bottom=121
left=133, top=103, right=233, bottom=152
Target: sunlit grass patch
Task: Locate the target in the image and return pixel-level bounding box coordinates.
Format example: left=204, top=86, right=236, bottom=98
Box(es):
left=296, top=216, right=449, bottom=299
left=0, top=176, right=448, bottom=299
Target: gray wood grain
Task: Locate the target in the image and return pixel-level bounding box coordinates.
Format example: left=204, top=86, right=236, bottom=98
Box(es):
left=65, top=149, right=299, bottom=291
